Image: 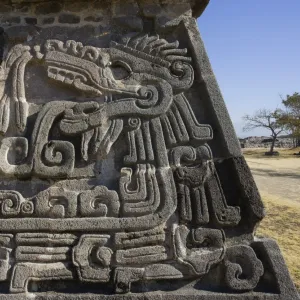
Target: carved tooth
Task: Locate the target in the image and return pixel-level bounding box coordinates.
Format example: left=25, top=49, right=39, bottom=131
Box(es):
left=55, top=74, right=63, bottom=82
left=47, top=67, right=57, bottom=80
left=64, top=77, right=73, bottom=85
left=56, top=71, right=66, bottom=82
left=64, top=72, right=75, bottom=85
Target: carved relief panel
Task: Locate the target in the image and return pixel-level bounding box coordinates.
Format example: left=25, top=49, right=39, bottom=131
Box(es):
left=0, top=1, right=297, bottom=299
left=0, top=33, right=259, bottom=295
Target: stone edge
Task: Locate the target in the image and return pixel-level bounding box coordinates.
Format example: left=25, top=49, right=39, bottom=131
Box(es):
left=5, top=0, right=210, bottom=18
left=0, top=239, right=298, bottom=299
left=193, top=0, right=210, bottom=18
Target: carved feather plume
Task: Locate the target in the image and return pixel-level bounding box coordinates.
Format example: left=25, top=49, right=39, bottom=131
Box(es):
left=111, top=34, right=192, bottom=67
left=0, top=45, right=32, bottom=134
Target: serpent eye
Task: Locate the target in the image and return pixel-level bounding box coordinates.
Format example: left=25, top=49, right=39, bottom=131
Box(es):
left=109, top=61, right=132, bottom=80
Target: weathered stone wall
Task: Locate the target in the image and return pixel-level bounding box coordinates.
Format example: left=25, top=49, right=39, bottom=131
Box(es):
left=0, top=1, right=298, bottom=299
left=0, top=0, right=193, bottom=30
left=0, top=0, right=197, bottom=74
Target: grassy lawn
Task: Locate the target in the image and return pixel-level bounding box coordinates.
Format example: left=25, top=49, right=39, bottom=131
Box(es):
left=243, top=148, right=299, bottom=289
left=243, top=147, right=300, bottom=158
left=256, top=193, right=300, bottom=290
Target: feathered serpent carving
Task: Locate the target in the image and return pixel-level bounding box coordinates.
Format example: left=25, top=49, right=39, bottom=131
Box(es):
left=111, top=34, right=192, bottom=67
left=0, top=34, right=193, bottom=136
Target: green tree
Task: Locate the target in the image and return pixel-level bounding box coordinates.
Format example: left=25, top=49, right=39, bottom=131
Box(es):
left=243, top=109, right=285, bottom=154
left=280, top=93, right=300, bottom=147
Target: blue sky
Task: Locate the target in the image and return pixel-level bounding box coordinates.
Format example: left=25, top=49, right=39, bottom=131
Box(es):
left=197, top=0, right=300, bottom=137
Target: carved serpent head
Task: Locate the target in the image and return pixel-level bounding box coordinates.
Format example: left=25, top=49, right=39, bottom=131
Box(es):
left=41, top=35, right=194, bottom=117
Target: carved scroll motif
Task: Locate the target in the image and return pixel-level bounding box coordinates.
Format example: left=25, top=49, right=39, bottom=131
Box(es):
left=0, top=102, right=76, bottom=178
left=73, top=235, right=112, bottom=282
left=0, top=186, right=120, bottom=219
left=0, top=169, right=176, bottom=230
left=224, top=245, right=264, bottom=291
left=35, top=187, right=78, bottom=218
left=173, top=225, right=225, bottom=276
left=0, top=137, right=32, bottom=177
left=0, top=188, right=79, bottom=219
left=31, top=101, right=76, bottom=178
left=79, top=186, right=120, bottom=217
left=0, top=190, right=33, bottom=217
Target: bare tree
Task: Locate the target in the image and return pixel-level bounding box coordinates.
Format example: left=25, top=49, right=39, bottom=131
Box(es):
left=243, top=109, right=286, bottom=154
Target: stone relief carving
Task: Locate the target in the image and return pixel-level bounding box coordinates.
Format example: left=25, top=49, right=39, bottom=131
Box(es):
left=0, top=234, right=12, bottom=281
left=0, top=45, right=31, bottom=134
left=79, top=186, right=120, bottom=217
left=73, top=235, right=112, bottom=282
left=173, top=225, right=225, bottom=276
left=0, top=33, right=266, bottom=296
left=224, top=245, right=264, bottom=291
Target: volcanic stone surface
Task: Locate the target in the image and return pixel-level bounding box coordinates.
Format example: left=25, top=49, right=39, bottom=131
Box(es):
left=0, top=0, right=298, bottom=299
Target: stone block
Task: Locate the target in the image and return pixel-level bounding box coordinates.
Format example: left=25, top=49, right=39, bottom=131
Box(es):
left=58, top=13, right=80, bottom=24
left=112, top=0, right=140, bottom=16
left=0, top=4, right=12, bottom=13
left=42, top=17, right=55, bottom=25
left=13, top=4, right=31, bottom=13
left=1, top=16, right=21, bottom=25
left=35, top=2, right=62, bottom=15
left=24, top=17, right=37, bottom=25
left=0, top=0, right=297, bottom=299
left=92, top=1, right=111, bottom=11
left=142, top=4, right=162, bottom=17
left=112, top=16, right=143, bottom=32
left=64, top=1, right=90, bottom=12
left=84, top=15, right=103, bottom=23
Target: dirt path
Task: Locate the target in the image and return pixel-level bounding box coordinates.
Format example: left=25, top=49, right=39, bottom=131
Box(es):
left=246, top=157, right=300, bottom=203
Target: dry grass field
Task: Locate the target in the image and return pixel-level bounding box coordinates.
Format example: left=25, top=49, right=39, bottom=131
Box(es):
left=243, top=147, right=300, bottom=158
left=243, top=148, right=300, bottom=289
left=256, top=193, right=300, bottom=289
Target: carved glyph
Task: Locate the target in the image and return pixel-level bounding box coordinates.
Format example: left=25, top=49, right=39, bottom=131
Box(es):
left=0, top=33, right=266, bottom=296
left=73, top=235, right=112, bottom=282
